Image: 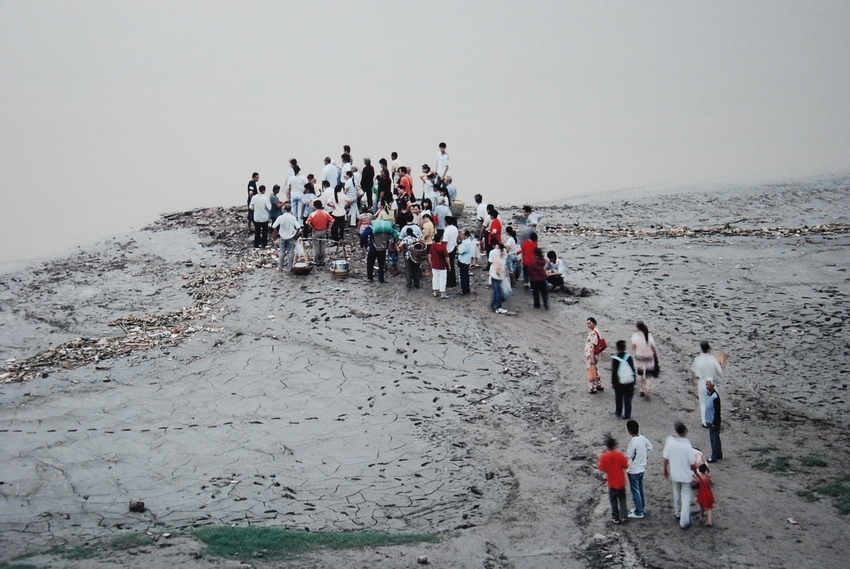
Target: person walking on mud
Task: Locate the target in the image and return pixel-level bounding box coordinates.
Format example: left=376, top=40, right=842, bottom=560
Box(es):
left=691, top=341, right=723, bottom=427
left=663, top=422, right=697, bottom=529
left=598, top=435, right=630, bottom=524
left=585, top=317, right=605, bottom=393
left=630, top=321, right=659, bottom=399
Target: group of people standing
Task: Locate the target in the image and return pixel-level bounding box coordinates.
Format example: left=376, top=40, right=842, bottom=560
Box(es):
left=589, top=317, right=726, bottom=528
left=244, top=143, right=574, bottom=314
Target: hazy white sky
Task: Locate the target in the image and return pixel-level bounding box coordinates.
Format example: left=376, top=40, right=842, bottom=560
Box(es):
left=2, top=1, right=849, bottom=262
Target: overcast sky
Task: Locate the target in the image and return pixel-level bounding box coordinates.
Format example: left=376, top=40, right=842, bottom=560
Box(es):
left=2, top=1, right=849, bottom=262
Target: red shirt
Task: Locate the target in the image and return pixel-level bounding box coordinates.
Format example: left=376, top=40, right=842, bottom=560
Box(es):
left=521, top=239, right=537, bottom=267
left=598, top=450, right=629, bottom=489
left=529, top=256, right=547, bottom=282
left=306, top=209, right=334, bottom=231
left=429, top=242, right=449, bottom=270
left=488, top=218, right=502, bottom=245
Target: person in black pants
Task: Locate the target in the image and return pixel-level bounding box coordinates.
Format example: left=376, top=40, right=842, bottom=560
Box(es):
left=360, top=157, right=375, bottom=210
left=705, top=380, right=723, bottom=462
left=401, top=228, right=421, bottom=289
left=364, top=226, right=389, bottom=283
left=611, top=341, right=636, bottom=420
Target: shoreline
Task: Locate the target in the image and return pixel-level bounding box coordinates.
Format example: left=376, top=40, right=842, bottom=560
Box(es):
left=3, top=170, right=849, bottom=270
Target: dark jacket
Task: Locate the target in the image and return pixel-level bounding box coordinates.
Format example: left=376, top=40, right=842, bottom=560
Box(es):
left=706, top=390, right=721, bottom=427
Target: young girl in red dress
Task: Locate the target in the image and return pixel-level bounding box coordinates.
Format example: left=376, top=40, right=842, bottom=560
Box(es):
left=696, top=463, right=715, bottom=527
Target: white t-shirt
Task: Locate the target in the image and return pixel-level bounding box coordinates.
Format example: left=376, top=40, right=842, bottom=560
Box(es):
left=321, top=187, right=335, bottom=210
left=249, top=193, right=272, bottom=223
left=344, top=177, right=357, bottom=201
left=329, top=191, right=349, bottom=216
left=691, top=353, right=722, bottom=384
left=631, top=332, right=656, bottom=360
left=288, top=175, right=305, bottom=198
left=488, top=249, right=504, bottom=280
left=525, top=212, right=541, bottom=227
left=443, top=225, right=459, bottom=253
left=436, top=151, right=450, bottom=178
left=321, top=163, right=339, bottom=187
left=271, top=212, right=302, bottom=239
left=423, top=179, right=435, bottom=202
left=663, top=436, right=695, bottom=483
left=476, top=203, right=488, bottom=222
left=627, top=434, right=654, bottom=474
left=504, top=235, right=517, bottom=254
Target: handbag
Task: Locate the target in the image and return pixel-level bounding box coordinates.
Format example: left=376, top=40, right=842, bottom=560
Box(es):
left=593, top=336, right=608, bottom=355
left=650, top=353, right=660, bottom=377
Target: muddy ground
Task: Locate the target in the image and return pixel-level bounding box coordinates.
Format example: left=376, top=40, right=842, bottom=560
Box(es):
left=1, top=177, right=848, bottom=568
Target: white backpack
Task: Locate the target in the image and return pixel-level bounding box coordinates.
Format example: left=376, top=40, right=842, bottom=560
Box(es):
left=612, top=354, right=636, bottom=385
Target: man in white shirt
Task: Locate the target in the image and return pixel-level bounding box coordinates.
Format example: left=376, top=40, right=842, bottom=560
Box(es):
left=390, top=151, right=401, bottom=183
left=436, top=142, right=450, bottom=183
left=249, top=185, right=272, bottom=248
left=340, top=152, right=353, bottom=181
left=626, top=420, right=653, bottom=519
left=271, top=203, right=302, bottom=270
left=321, top=157, right=339, bottom=190
left=663, top=422, right=697, bottom=529
left=343, top=170, right=359, bottom=227
left=691, top=341, right=723, bottom=427
left=443, top=216, right=459, bottom=289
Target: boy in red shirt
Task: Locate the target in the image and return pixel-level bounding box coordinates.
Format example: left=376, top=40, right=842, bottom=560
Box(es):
left=598, top=435, right=630, bottom=524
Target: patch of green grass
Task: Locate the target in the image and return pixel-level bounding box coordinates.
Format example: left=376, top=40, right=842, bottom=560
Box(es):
left=193, top=527, right=440, bottom=560
left=109, top=534, right=155, bottom=549
left=799, top=455, right=828, bottom=468
left=810, top=481, right=850, bottom=515
left=798, top=478, right=850, bottom=515
left=0, top=563, right=40, bottom=569
left=54, top=545, right=98, bottom=561
left=797, top=489, right=820, bottom=503
left=753, top=456, right=791, bottom=472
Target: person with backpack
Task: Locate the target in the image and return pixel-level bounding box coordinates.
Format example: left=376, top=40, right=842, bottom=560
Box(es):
left=611, top=340, right=636, bottom=419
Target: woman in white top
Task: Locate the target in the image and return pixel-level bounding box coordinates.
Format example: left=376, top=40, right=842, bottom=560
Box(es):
left=630, top=321, right=659, bottom=399
left=504, top=226, right=519, bottom=285
left=343, top=171, right=359, bottom=227
left=329, top=183, right=351, bottom=242
left=287, top=165, right=306, bottom=219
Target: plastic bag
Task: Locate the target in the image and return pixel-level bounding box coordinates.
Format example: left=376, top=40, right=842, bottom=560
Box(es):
left=500, top=277, right=512, bottom=301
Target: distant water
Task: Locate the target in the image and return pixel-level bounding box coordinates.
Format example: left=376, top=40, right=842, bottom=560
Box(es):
left=2, top=1, right=849, bottom=263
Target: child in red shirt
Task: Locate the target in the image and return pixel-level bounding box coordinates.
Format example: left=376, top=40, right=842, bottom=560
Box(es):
left=598, top=436, right=630, bottom=524
left=696, top=463, right=715, bottom=527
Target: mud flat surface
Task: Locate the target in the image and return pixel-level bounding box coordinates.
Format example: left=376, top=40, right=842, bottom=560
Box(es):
left=1, top=177, right=849, bottom=568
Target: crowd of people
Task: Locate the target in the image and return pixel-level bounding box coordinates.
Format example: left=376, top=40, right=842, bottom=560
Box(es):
left=589, top=320, right=726, bottom=529
left=244, top=143, right=570, bottom=313
left=245, top=145, right=729, bottom=530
